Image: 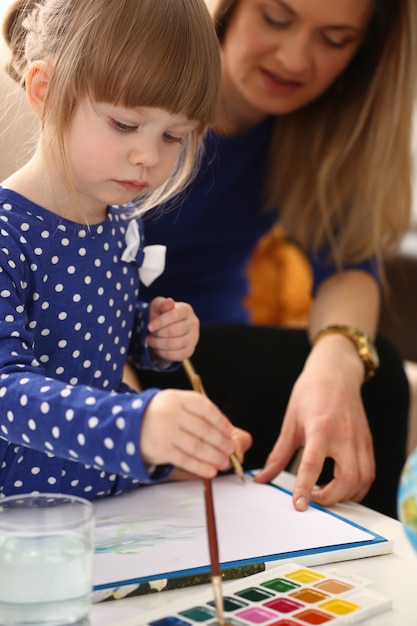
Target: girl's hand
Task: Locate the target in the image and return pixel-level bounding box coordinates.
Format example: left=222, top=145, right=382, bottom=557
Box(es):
left=146, top=297, right=199, bottom=362
left=168, top=425, right=253, bottom=481
left=140, top=389, right=252, bottom=479
left=231, top=426, right=253, bottom=466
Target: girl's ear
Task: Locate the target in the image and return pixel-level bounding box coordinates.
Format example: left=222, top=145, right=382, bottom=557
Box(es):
left=25, top=61, right=51, bottom=120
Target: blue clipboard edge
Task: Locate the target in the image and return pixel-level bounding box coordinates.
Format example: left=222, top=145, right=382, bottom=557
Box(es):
left=93, top=471, right=392, bottom=591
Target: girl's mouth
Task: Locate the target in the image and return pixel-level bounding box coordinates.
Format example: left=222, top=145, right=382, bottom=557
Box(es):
left=115, top=180, right=148, bottom=193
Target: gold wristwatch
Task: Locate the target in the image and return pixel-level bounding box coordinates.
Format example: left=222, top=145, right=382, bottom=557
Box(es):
left=312, top=325, right=379, bottom=382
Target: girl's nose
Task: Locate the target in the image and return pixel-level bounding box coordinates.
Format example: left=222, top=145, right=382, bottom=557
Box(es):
left=128, top=137, right=160, bottom=168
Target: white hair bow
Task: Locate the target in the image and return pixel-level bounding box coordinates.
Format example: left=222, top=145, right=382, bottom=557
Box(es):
left=121, top=219, right=166, bottom=287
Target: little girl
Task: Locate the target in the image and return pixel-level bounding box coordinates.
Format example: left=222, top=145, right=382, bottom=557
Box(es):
left=0, top=0, right=251, bottom=499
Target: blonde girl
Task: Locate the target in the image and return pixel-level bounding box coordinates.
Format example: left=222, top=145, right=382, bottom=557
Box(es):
left=0, top=0, right=251, bottom=499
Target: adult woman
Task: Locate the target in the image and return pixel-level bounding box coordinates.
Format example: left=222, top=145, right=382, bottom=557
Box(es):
left=138, top=0, right=417, bottom=518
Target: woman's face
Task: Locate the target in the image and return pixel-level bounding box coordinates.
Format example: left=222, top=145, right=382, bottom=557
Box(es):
left=220, top=0, right=374, bottom=129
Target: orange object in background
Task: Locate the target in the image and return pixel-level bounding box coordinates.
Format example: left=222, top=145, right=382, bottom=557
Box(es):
left=245, top=224, right=312, bottom=328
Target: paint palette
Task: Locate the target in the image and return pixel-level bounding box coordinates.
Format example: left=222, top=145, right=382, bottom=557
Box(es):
left=145, top=562, right=391, bottom=625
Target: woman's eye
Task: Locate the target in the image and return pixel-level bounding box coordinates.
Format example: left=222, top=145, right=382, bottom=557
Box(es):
left=263, top=10, right=291, bottom=27
left=323, top=35, right=353, bottom=49
left=111, top=119, right=137, bottom=133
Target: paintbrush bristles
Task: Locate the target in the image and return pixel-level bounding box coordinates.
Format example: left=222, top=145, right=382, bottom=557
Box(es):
left=211, top=574, right=225, bottom=626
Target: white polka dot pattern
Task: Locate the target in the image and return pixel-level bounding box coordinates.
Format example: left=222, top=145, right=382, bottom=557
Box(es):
left=0, top=188, right=173, bottom=499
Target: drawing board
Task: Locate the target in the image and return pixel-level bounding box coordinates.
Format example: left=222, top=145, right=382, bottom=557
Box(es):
left=92, top=473, right=392, bottom=590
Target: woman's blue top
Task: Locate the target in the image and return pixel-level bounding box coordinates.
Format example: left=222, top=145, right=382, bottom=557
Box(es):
left=141, top=118, right=377, bottom=323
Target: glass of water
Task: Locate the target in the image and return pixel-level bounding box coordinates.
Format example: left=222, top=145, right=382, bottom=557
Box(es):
left=0, top=493, right=95, bottom=626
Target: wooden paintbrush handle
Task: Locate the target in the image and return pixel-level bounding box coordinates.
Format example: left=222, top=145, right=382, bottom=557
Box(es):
left=203, top=478, right=221, bottom=577
left=182, top=359, right=245, bottom=482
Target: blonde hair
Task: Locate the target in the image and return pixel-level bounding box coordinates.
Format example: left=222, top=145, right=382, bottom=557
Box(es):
left=3, top=0, right=221, bottom=213
left=207, top=0, right=417, bottom=270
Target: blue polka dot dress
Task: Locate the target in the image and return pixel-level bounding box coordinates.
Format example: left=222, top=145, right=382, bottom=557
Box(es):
left=0, top=188, right=173, bottom=499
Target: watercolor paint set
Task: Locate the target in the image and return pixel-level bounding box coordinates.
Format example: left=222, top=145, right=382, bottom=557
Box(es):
left=142, top=562, right=391, bottom=626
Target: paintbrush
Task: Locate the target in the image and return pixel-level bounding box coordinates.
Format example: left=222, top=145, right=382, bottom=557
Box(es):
left=182, top=358, right=245, bottom=482
left=203, top=476, right=225, bottom=626
left=187, top=370, right=226, bottom=626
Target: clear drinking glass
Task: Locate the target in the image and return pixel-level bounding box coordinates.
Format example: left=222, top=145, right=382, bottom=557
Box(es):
left=0, top=493, right=95, bottom=626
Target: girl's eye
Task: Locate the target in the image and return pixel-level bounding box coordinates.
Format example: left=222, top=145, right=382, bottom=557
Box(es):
left=110, top=119, right=138, bottom=133
left=163, top=133, right=185, bottom=145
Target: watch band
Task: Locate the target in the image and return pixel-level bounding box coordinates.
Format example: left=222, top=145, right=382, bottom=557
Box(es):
left=312, top=324, right=379, bottom=382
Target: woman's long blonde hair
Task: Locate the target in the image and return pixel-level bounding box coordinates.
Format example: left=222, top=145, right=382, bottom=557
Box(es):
left=207, top=0, right=417, bottom=269
left=3, top=0, right=221, bottom=213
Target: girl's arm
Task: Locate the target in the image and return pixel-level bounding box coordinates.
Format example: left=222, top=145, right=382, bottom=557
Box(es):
left=122, top=362, right=142, bottom=392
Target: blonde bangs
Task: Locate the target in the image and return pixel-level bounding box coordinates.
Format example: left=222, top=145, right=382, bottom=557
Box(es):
left=51, top=0, right=220, bottom=132
left=17, top=0, right=222, bottom=216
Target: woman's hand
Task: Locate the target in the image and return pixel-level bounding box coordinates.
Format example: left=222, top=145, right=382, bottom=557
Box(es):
left=255, top=333, right=376, bottom=510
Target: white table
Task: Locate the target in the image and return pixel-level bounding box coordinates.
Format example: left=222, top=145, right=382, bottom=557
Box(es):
left=89, top=472, right=417, bottom=625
